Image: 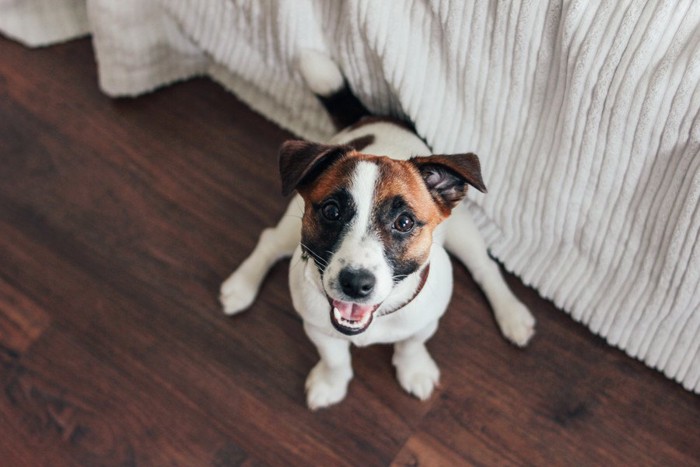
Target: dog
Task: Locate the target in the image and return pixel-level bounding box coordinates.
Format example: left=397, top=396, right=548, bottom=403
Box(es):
left=220, top=50, right=535, bottom=410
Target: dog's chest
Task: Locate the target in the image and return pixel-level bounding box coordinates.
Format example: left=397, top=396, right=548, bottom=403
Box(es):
left=345, top=309, right=436, bottom=346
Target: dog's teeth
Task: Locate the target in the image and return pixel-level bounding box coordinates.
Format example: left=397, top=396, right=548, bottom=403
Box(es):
left=333, top=306, right=374, bottom=330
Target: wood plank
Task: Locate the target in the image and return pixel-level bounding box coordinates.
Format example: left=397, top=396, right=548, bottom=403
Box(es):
left=1, top=324, right=261, bottom=466
left=0, top=277, right=50, bottom=356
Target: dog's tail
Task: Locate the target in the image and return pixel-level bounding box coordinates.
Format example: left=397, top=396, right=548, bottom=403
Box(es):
left=298, top=49, right=370, bottom=131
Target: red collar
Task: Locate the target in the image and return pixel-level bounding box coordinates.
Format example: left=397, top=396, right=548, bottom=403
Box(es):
left=376, top=263, right=430, bottom=317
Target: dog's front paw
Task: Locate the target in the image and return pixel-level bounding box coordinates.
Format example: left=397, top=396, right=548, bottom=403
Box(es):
left=220, top=269, right=259, bottom=315
left=495, top=300, right=536, bottom=347
left=394, top=347, right=440, bottom=401
left=305, top=361, right=352, bottom=410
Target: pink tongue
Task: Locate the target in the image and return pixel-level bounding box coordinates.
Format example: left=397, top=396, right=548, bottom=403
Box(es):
left=332, top=300, right=374, bottom=320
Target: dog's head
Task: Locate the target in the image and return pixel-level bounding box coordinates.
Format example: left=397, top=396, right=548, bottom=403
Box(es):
left=279, top=140, right=486, bottom=335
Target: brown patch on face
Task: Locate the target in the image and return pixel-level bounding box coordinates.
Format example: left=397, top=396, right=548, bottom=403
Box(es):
left=370, top=157, right=447, bottom=278
left=298, top=156, right=356, bottom=204
left=296, top=157, right=360, bottom=272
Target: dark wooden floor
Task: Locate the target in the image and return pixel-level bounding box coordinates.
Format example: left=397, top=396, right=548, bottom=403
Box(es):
left=0, top=36, right=698, bottom=466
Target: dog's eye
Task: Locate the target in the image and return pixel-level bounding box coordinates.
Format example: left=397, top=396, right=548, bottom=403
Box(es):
left=321, top=200, right=341, bottom=221
left=393, top=213, right=415, bottom=233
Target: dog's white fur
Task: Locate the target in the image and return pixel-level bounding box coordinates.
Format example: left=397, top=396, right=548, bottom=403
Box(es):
left=221, top=53, right=535, bottom=410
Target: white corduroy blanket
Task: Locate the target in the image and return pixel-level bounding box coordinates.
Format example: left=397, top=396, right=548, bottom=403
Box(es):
left=2, top=0, right=699, bottom=393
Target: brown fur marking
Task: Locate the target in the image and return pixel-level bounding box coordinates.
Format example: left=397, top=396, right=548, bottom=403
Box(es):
left=372, top=158, right=445, bottom=269
left=346, top=134, right=375, bottom=152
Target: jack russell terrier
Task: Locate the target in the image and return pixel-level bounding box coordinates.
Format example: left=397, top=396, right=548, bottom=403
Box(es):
left=220, top=50, right=535, bottom=410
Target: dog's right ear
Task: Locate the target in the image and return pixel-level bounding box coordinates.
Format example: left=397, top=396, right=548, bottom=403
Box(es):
left=278, top=140, right=354, bottom=196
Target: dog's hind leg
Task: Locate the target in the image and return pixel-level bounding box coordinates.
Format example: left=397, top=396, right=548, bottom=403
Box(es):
left=220, top=196, right=303, bottom=315
left=444, top=205, right=536, bottom=346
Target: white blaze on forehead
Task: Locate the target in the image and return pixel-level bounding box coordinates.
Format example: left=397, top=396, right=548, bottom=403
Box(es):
left=323, top=159, right=393, bottom=305
left=348, top=161, right=379, bottom=237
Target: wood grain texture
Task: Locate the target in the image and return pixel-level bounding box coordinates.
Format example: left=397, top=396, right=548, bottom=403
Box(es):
left=0, top=37, right=698, bottom=466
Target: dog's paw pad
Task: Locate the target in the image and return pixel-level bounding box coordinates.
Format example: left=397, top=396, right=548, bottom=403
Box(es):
left=395, top=352, right=440, bottom=401
left=305, top=362, right=351, bottom=410
left=496, top=300, right=536, bottom=347
left=220, top=271, right=258, bottom=315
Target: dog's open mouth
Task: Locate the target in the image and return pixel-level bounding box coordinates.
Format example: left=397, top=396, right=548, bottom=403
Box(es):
left=329, top=299, right=381, bottom=335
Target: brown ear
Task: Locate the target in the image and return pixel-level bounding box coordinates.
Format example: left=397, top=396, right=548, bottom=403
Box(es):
left=410, top=153, right=487, bottom=211
left=278, top=140, right=354, bottom=196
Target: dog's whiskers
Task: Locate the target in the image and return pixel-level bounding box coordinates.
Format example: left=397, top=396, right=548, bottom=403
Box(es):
left=300, top=242, right=329, bottom=266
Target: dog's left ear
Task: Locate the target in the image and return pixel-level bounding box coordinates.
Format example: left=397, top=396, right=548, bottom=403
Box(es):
left=410, top=153, right=487, bottom=211
left=278, top=140, right=354, bottom=196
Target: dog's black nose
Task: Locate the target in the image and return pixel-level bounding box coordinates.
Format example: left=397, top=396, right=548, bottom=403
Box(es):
left=338, top=268, right=376, bottom=299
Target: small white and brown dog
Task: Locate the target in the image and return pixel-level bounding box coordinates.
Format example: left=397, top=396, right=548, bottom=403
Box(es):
left=220, top=50, right=535, bottom=410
